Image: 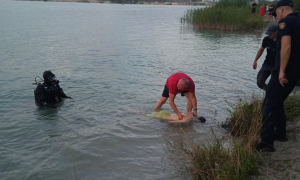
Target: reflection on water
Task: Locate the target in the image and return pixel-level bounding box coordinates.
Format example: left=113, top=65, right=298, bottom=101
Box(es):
left=0, top=1, right=268, bottom=180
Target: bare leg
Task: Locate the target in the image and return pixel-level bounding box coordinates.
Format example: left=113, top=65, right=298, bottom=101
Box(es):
left=166, top=112, right=196, bottom=123
left=154, top=96, right=168, bottom=110
left=184, top=92, right=193, bottom=112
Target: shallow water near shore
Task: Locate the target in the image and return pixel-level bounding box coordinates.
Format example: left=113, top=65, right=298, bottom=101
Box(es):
left=0, top=1, right=267, bottom=179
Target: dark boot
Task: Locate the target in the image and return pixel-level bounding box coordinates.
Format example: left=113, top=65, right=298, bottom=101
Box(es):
left=255, top=142, right=275, bottom=152
left=274, top=135, right=288, bottom=142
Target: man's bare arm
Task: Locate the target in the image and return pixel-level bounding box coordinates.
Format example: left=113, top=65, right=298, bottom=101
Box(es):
left=253, top=47, right=265, bottom=70
left=169, top=93, right=183, bottom=120
left=280, top=36, right=291, bottom=73
left=191, top=93, right=197, bottom=116
left=169, top=93, right=180, bottom=114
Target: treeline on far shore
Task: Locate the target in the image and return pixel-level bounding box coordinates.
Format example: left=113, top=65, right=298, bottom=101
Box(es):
left=181, top=0, right=300, bottom=31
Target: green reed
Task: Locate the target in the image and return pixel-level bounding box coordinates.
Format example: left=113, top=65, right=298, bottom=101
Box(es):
left=170, top=129, right=260, bottom=180
left=284, top=93, right=300, bottom=122
left=223, top=93, right=300, bottom=149
left=226, top=93, right=300, bottom=137
left=225, top=95, right=262, bottom=147
left=181, top=0, right=265, bottom=31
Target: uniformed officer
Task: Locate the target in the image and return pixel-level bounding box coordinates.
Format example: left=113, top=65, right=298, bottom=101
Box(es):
left=34, top=71, right=71, bottom=108
left=253, top=24, right=278, bottom=90
left=256, top=0, right=300, bottom=152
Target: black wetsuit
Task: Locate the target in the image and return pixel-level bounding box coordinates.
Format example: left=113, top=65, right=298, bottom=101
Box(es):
left=34, top=82, right=69, bottom=108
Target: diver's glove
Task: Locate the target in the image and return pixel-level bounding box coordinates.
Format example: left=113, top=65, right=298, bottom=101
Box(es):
left=44, top=102, right=57, bottom=109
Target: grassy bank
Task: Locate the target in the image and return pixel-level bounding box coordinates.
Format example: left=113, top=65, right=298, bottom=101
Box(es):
left=171, top=94, right=300, bottom=180
left=170, top=130, right=260, bottom=180
left=181, top=0, right=265, bottom=31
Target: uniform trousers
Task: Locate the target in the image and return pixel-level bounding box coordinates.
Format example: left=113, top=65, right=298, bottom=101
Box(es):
left=261, top=69, right=300, bottom=145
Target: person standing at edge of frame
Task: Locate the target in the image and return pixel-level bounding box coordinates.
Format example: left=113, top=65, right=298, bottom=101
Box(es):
left=256, top=0, right=300, bottom=152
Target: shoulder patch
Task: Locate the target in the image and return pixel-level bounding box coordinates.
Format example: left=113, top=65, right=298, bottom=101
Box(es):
left=279, top=22, right=286, bottom=29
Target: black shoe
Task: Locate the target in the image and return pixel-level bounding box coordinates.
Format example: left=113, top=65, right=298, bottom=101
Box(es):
left=274, top=136, right=288, bottom=142
left=255, top=142, right=276, bottom=152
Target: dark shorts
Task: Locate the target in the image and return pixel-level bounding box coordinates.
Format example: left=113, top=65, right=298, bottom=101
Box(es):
left=251, top=8, right=256, bottom=13
left=162, top=86, right=188, bottom=97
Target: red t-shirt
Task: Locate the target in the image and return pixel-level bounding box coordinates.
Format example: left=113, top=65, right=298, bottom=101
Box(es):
left=165, top=73, right=195, bottom=95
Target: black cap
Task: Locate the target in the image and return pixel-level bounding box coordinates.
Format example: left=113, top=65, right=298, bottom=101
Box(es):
left=265, top=24, right=279, bottom=35
left=272, top=0, right=293, bottom=16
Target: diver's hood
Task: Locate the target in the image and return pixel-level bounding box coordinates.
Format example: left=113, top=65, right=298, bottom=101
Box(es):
left=43, top=70, right=59, bottom=84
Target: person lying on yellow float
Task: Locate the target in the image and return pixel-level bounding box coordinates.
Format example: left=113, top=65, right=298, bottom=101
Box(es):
left=149, top=110, right=206, bottom=123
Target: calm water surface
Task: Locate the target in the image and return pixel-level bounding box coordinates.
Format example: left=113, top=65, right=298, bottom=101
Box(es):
left=0, top=1, right=266, bottom=179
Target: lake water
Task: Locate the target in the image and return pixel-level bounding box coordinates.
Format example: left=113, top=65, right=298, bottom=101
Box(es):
left=0, top=1, right=267, bottom=179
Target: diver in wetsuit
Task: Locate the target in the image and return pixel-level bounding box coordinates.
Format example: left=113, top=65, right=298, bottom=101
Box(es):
left=34, top=71, right=71, bottom=108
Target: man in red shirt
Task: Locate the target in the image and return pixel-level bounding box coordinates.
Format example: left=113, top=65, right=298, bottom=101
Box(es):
left=154, top=73, right=197, bottom=120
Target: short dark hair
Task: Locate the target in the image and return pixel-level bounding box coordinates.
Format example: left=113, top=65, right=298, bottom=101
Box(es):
left=181, top=78, right=189, bottom=87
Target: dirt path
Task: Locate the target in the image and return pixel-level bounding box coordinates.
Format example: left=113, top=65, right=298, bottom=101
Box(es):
left=252, top=118, right=300, bottom=180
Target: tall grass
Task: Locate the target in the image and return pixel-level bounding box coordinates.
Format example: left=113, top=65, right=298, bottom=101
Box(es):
left=170, top=129, right=260, bottom=180
left=284, top=93, right=300, bottom=121
left=225, top=95, right=262, bottom=147
left=181, top=0, right=265, bottom=31
left=226, top=93, right=300, bottom=136
left=171, top=94, right=300, bottom=179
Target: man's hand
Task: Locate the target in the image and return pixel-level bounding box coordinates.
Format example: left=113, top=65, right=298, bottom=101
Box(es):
left=177, top=113, right=184, bottom=120
left=253, top=61, right=257, bottom=70
left=193, top=110, right=197, bottom=117
left=279, top=71, right=288, bottom=87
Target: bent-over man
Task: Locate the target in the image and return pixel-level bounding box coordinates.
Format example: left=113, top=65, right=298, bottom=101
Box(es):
left=154, top=73, right=197, bottom=120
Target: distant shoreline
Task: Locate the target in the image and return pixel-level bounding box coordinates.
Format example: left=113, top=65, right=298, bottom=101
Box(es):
left=18, top=0, right=213, bottom=6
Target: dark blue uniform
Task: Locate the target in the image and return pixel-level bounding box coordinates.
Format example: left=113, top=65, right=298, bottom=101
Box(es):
left=257, top=36, right=276, bottom=89
left=261, top=12, right=300, bottom=146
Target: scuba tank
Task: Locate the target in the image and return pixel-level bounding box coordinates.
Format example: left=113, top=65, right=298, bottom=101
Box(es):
left=33, top=76, right=44, bottom=101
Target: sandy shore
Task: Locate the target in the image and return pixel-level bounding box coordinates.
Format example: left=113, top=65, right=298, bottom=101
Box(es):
left=251, top=117, right=300, bottom=180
